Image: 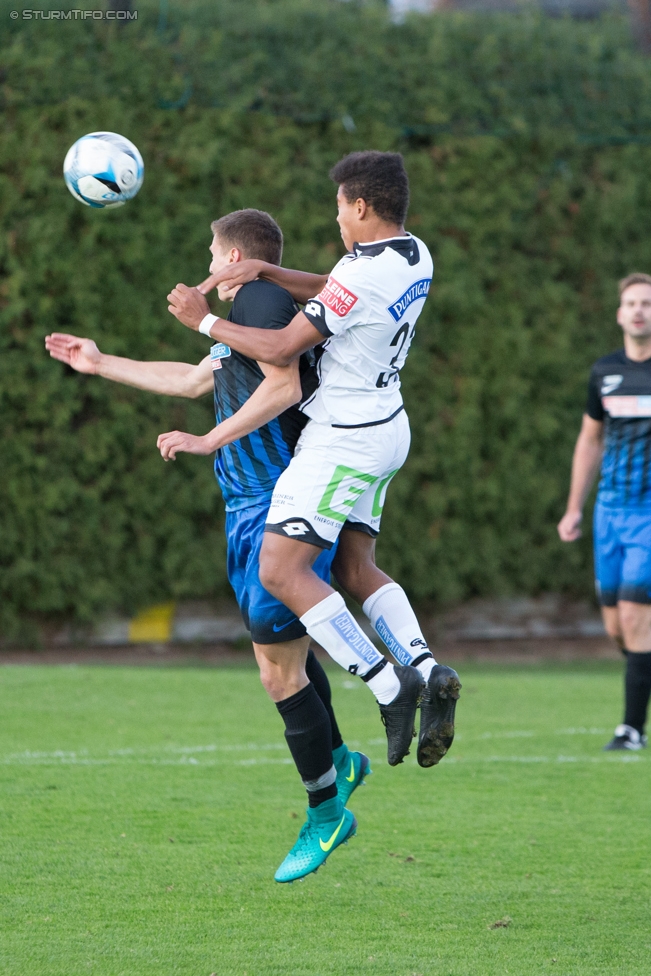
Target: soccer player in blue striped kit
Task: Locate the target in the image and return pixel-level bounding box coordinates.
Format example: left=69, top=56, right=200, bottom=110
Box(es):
left=46, top=209, right=369, bottom=873
left=559, top=273, right=651, bottom=752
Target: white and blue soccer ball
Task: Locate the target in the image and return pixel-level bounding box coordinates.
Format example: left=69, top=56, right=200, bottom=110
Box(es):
left=63, top=131, right=144, bottom=209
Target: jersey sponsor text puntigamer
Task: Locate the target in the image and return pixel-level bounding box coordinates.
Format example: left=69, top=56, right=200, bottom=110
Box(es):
left=301, top=234, right=433, bottom=428
left=587, top=350, right=651, bottom=508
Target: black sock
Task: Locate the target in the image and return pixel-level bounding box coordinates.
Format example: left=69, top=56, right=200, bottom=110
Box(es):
left=276, top=683, right=337, bottom=808
left=623, top=650, right=651, bottom=735
left=305, top=649, right=344, bottom=751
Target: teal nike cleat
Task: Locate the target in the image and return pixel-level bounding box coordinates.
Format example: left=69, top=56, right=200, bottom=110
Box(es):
left=274, top=798, right=357, bottom=883
left=334, top=749, right=372, bottom=806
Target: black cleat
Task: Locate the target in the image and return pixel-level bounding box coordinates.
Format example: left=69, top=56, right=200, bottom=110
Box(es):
left=417, top=664, right=461, bottom=768
left=379, top=665, right=425, bottom=766
left=603, top=724, right=647, bottom=751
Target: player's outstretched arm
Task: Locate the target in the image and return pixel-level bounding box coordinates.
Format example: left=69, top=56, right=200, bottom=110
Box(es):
left=197, top=261, right=328, bottom=306
left=157, top=360, right=302, bottom=460
left=167, top=286, right=323, bottom=366
left=557, top=414, right=604, bottom=542
left=45, top=333, right=213, bottom=399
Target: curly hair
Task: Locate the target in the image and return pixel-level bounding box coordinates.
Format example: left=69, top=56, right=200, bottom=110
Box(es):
left=329, top=151, right=409, bottom=225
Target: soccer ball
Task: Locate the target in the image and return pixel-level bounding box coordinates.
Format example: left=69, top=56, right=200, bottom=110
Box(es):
left=63, top=131, right=144, bottom=209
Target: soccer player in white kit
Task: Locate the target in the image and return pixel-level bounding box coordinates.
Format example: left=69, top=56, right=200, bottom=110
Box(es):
left=169, top=152, right=461, bottom=880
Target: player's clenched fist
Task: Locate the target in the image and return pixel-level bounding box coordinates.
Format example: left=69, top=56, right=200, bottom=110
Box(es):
left=157, top=430, right=213, bottom=461
left=45, top=333, right=101, bottom=374
left=557, top=510, right=583, bottom=542
left=167, top=283, right=210, bottom=329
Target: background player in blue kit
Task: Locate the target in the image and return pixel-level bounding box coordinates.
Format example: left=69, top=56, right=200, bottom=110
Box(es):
left=45, top=209, right=369, bottom=855
left=559, top=272, right=651, bottom=751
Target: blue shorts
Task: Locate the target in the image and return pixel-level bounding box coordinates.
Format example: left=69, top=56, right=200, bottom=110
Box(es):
left=226, top=501, right=337, bottom=645
left=594, top=501, right=651, bottom=606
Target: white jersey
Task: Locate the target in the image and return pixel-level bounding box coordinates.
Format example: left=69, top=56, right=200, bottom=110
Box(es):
left=301, top=234, right=433, bottom=427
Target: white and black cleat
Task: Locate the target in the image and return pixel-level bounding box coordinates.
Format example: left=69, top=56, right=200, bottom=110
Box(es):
left=603, top=724, right=647, bottom=751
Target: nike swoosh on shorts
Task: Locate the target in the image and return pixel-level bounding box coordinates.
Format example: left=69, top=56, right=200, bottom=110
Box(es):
left=272, top=620, right=295, bottom=633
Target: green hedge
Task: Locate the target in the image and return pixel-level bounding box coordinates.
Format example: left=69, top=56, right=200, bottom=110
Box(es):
left=2, top=0, right=651, bottom=635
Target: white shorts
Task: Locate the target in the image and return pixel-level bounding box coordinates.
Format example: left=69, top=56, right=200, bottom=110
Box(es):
left=265, top=409, right=411, bottom=549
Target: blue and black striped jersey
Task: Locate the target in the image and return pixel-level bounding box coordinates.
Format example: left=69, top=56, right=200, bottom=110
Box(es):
left=587, top=349, right=651, bottom=508
left=212, top=279, right=316, bottom=511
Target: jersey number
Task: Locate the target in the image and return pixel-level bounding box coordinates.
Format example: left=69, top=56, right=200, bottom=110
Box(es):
left=376, top=322, right=415, bottom=389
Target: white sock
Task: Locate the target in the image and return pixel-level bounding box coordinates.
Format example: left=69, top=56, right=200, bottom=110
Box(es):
left=300, top=592, right=400, bottom=704
left=365, top=664, right=401, bottom=705
left=363, top=582, right=437, bottom=680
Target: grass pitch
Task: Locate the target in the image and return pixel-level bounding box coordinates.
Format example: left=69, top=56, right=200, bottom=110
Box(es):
left=0, top=660, right=649, bottom=976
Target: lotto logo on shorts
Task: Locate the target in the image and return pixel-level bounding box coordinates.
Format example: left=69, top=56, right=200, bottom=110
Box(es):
left=318, top=277, right=359, bottom=318
left=281, top=519, right=311, bottom=536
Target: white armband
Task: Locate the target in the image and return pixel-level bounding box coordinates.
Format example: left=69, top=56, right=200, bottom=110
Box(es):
left=198, top=313, right=218, bottom=336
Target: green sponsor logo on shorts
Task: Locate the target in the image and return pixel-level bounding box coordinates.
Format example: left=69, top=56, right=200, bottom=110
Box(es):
left=371, top=469, right=400, bottom=518
left=317, top=465, right=378, bottom=522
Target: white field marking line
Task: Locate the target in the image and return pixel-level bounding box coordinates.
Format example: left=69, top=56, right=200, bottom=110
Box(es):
left=556, top=727, right=607, bottom=735
left=4, top=749, right=91, bottom=760
left=1, top=744, right=645, bottom=768
left=231, top=753, right=646, bottom=768
left=444, top=753, right=644, bottom=764
left=0, top=755, right=302, bottom=769
left=453, top=728, right=608, bottom=741
left=2, top=735, right=645, bottom=768
left=478, top=731, right=535, bottom=740
left=234, top=757, right=294, bottom=766
left=197, top=742, right=286, bottom=752
left=0, top=757, right=114, bottom=767
left=0, top=739, right=308, bottom=768
left=0, top=741, right=288, bottom=766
